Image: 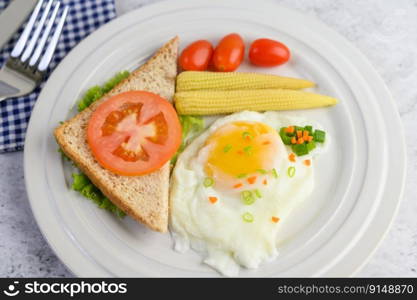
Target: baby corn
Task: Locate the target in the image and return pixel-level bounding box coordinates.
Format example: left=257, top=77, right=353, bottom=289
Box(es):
left=176, top=71, right=315, bottom=91
left=174, top=89, right=338, bottom=115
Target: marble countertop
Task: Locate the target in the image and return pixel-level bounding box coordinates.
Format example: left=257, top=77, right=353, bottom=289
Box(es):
left=0, top=0, right=416, bottom=277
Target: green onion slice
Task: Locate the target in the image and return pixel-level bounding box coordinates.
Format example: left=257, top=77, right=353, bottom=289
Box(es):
left=203, top=177, right=214, bottom=187
left=257, top=169, right=267, bottom=174
left=287, top=166, right=296, bottom=178
left=271, top=168, right=279, bottom=178
left=242, top=131, right=253, bottom=140
left=243, top=146, right=253, bottom=155
left=242, top=212, right=254, bottom=223
left=313, top=129, right=326, bottom=143
left=237, top=173, right=247, bottom=179
left=223, top=144, right=232, bottom=153
left=241, top=190, right=255, bottom=205
left=254, top=189, right=262, bottom=198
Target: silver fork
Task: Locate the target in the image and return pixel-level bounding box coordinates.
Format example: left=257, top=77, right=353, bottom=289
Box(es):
left=0, top=0, right=68, bottom=102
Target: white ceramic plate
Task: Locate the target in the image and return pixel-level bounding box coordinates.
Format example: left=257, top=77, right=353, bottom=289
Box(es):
left=24, top=0, right=406, bottom=277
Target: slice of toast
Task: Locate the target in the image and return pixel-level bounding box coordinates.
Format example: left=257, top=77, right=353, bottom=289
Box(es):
left=54, top=37, right=179, bottom=232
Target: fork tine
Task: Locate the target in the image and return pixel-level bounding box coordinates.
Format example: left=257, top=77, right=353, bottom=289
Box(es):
left=38, top=6, right=69, bottom=72
left=29, top=1, right=60, bottom=66
left=11, top=0, right=44, bottom=58
left=21, top=0, right=53, bottom=63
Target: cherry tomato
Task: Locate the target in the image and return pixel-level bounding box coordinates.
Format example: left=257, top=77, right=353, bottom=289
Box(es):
left=87, top=91, right=182, bottom=176
left=249, top=38, right=290, bottom=67
left=212, top=33, right=245, bottom=72
left=179, top=40, right=214, bottom=71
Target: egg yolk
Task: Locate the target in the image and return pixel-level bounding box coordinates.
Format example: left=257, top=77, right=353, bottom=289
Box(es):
left=204, top=121, right=281, bottom=179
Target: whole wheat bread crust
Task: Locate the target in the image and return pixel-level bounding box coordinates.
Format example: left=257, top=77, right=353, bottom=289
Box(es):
left=54, top=37, right=179, bottom=232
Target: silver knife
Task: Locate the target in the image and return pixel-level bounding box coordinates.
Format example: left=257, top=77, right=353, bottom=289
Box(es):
left=0, top=0, right=38, bottom=50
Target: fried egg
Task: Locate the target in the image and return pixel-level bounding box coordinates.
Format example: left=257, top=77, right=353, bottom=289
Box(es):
left=170, top=111, right=326, bottom=276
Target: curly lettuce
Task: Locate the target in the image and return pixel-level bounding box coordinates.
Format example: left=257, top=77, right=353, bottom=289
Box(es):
left=171, top=115, right=205, bottom=164
left=71, top=173, right=125, bottom=218
left=77, top=71, right=130, bottom=112
left=60, top=71, right=130, bottom=218
left=62, top=71, right=202, bottom=218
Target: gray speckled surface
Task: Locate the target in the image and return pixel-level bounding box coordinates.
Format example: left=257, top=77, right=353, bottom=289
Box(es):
left=0, top=0, right=416, bottom=277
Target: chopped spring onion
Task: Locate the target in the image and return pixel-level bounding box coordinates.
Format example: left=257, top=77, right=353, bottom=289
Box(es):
left=295, top=126, right=304, bottom=133
left=254, top=189, right=262, bottom=198
left=242, top=190, right=252, bottom=198
left=304, top=125, right=313, bottom=135
left=291, top=143, right=308, bottom=156
left=243, top=146, right=253, bottom=155
left=279, top=128, right=292, bottom=145
left=237, top=173, right=247, bottom=179
left=280, top=125, right=326, bottom=157
left=284, top=126, right=295, bottom=135
left=256, top=169, right=267, bottom=174
left=287, top=166, right=296, bottom=178
left=271, top=168, right=279, bottom=178
left=203, top=177, right=214, bottom=187
left=306, top=140, right=316, bottom=152
left=314, top=129, right=326, bottom=143
left=223, top=144, right=232, bottom=153
left=242, top=212, right=254, bottom=223
left=242, top=131, right=253, bottom=140
left=241, top=190, right=256, bottom=205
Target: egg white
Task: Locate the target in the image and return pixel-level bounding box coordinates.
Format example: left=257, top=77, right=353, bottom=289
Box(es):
left=170, top=111, right=326, bottom=276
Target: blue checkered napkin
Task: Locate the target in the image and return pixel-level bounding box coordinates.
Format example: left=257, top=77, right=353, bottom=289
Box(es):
left=0, top=0, right=116, bottom=153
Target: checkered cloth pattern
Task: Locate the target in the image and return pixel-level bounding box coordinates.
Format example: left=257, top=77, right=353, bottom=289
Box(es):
left=0, top=0, right=116, bottom=153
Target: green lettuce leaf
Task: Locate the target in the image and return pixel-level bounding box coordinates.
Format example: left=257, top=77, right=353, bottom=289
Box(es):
left=71, top=173, right=126, bottom=218
left=62, top=71, right=203, bottom=218
left=60, top=71, right=131, bottom=218
left=171, top=115, right=205, bottom=164
left=77, top=71, right=130, bottom=112
left=57, top=147, right=71, bottom=162
left=179, top=115, right=204, bottom=137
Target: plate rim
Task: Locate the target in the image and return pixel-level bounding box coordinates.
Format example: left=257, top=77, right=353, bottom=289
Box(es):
left=24, top=0, right=406, bottom=277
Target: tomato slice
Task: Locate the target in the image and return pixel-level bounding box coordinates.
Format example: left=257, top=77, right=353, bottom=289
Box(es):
left=87, top=91, right=182, bottom=176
